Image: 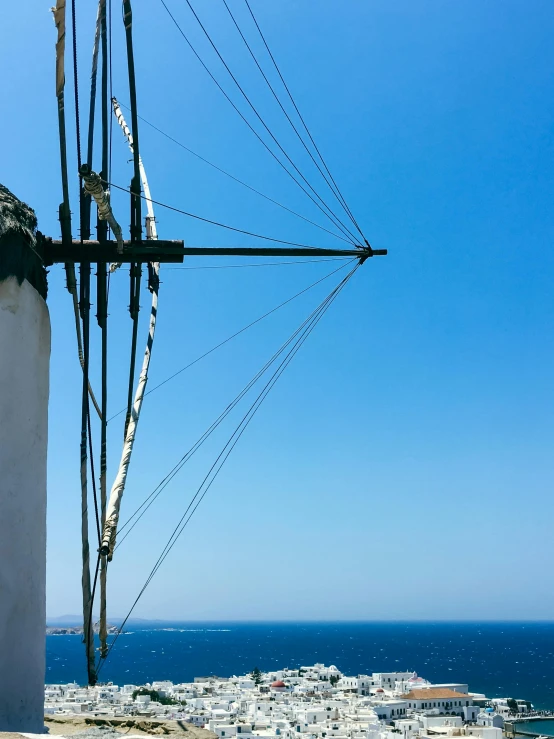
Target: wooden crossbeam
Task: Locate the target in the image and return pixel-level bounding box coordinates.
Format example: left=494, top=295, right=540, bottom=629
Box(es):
left=44, top=239, right=185, bottom=265
left=43, top=239, right=386, bottom=265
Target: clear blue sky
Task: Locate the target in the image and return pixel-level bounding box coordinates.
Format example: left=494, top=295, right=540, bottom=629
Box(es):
left=3, top=0, right=554, bottom=620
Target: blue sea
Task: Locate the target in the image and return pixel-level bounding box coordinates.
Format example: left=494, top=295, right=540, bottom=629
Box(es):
left=46, top=622, right=554, bottom=710
left=518, top=722, right=554, bottom=736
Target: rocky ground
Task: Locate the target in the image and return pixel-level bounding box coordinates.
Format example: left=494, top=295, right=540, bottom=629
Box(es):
left=43, top=715, right=216, bottom=738
left=0, top=718, right=216, bottom=739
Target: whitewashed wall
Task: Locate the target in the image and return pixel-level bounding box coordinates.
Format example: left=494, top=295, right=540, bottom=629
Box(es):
left=0, top=276, right=50, bottom=732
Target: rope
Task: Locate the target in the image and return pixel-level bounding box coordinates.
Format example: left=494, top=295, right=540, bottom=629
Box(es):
left=99, top=297, right=108, bottom=657
left=78, top=260, right=98, bottom=686
left=119, top=103, right=352, bottom=245
left=114, top=261, right=356, bottom=547
left=158, top=0, right=357, bottom=245
left=222, top=0, right=363, bottom=240
left=122, top=0, right=142, bottom=243
left=97, top=264, right=358, bottom=671
left=99, top=268, right=109, bottom=658
left=71, top=0, right=82, bottom=172
left=124, top=288, right=141, bottom=438
left=108, top=0, right=114, bottom=192
left=70, top=289, right=103, bottom=419
left=86, top=3, right=101, bottom=169
left=181, top=0, right=359, bottom=245
left=87, top=412, right=101, bottom=547
left=107, top=259, right=354, bottom=422
left=86, top=553, right=101, bottom=668
left=99, top=0, right=110, bottom=662
left=82, top=1, right=102, bottom=239
left=72, top=0, right=97, bottom=686
left=243, top=0, right=366, bottom=241
left=164, top=258, right=348, bottom=270
left=122, top=0, right=143, bottom=443
left=106, top=182, right=358, bottom=250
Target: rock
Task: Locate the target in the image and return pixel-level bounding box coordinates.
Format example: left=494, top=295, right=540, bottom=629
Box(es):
left=44, top=715, right=216, bottom=739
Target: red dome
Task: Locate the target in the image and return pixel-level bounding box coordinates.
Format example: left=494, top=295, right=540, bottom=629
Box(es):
left=376, top=688, right=384, bottom=693
left=271, top=680, right=286, bottom=688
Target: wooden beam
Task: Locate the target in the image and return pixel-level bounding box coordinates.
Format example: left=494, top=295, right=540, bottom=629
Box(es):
left=45, top=239, right=185, bottom=265
left=178, top=247, right=386, bottom=258
left=44, top=239, right=386, bottom=264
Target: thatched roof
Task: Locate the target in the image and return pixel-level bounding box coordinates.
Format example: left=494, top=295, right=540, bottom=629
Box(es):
left=0, top=183, right=47, bottom=299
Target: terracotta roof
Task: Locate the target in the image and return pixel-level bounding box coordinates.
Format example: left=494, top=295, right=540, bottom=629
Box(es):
left=403, top=689, right=470, bottom=700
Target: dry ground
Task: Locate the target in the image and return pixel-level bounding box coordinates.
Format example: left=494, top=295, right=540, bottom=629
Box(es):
left=43, top=715, right=216, bottom=738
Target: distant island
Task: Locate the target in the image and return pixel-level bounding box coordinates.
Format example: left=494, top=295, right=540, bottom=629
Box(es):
left=46, top=623, right=119, bottom=635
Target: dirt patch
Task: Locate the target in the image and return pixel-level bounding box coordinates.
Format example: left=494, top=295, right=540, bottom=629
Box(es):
left=44, top=716, right=216, bottom=738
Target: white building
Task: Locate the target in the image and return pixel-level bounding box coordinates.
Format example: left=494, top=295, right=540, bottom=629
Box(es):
left=44, top=662, right=519, bottom=739
left=403, top=689, right=473, bottom=715
left=477, top=710, right=504, bottom=728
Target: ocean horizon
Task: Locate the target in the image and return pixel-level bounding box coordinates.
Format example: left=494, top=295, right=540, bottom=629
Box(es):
left=46, top=621, right=554, bottom=710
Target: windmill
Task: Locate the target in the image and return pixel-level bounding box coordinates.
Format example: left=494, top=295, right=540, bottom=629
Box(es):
left=0, top=0, right=385, bottom=730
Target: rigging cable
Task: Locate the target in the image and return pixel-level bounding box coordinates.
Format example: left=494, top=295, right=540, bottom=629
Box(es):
left=103, top=262, right=352, bottom=557
left=96, top=262, right=359, bottom=671
left=107, top=182, right=356, bottom=249
left=85, top=4, right=101, bottom=178
left=71, top=0, right=97, bottom=686
left=122, top=0, right=143, bottom=439
left=158, top=0, right=358, bottom=246
left=71, top=0, right=83, bottom=173
left=114, top=261, right=356, bottom=550
left=221, top=0, right=364, bottom=240
left=53, top=0, right=101, bottom=677
left=86, top=553, right=102, bottom=667
left=243, top=0, right=366, bottom=241
left=181, top=0, right=360, bottom=244
left=108, top=0, right=114, bottom=192
left=164, top=258, right=347, bottom=269
left=83, top=17, right=104, bottom=663
left=79, top=250, right=97, bottom=686
left=87, top=413, right=102, bottom=547
left=98, top=0, right=110, bottom=661
left=108, top=259, right=353, bottom=422
left=83, top=2, right=108, bottom=561
left=52, top=0, right=101, bottom=420
left=119, top=102, right=351, bottom=245
left=85, top=416, right=102, bottom=666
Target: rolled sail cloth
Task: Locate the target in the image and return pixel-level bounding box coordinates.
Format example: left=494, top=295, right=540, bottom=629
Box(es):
left=100, top=273, right=158, bottom=559
left=79, top=165, right=124, bottom=254
left=52, top=0, right=66, bottom=97
left=100, top=97, right=160, bottom=561
left=100, top=384, right=145, bottom=559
